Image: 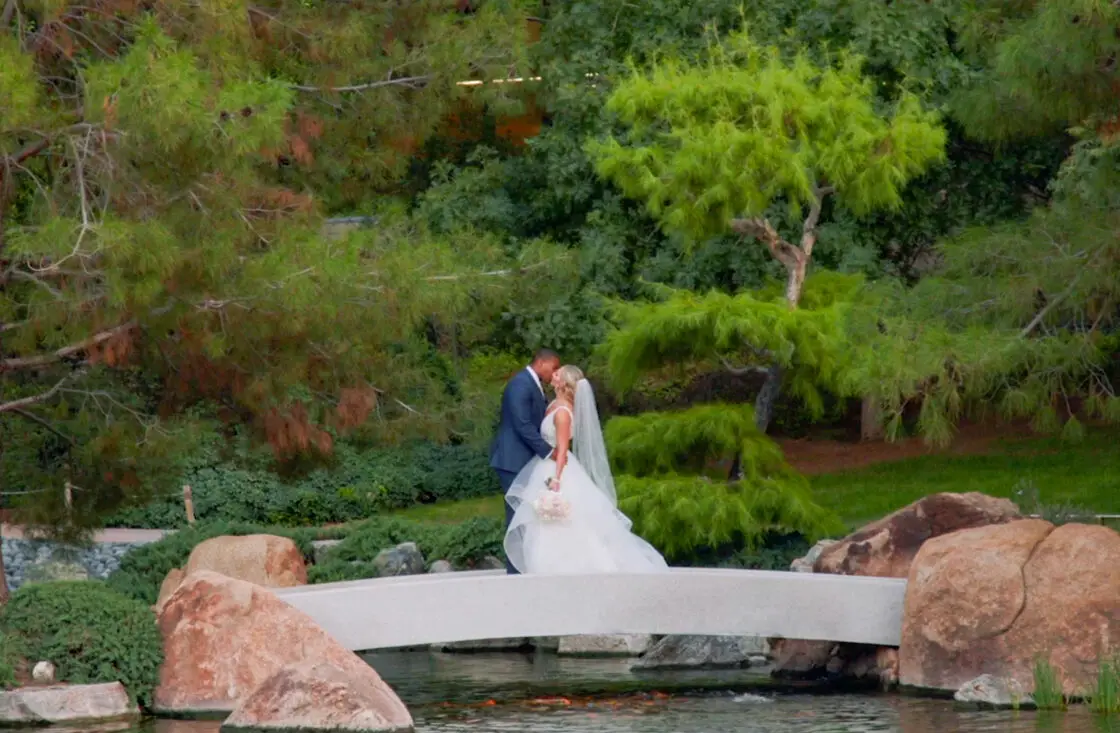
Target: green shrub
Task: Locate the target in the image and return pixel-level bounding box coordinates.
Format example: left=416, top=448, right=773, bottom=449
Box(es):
left=0, top=633, right=24, bottom=689
left=0, top=582, right=163, bottom=707
left=109, top=442, right=499, bottom=529
left=106, top=521, right=321, bottom=605
left=307, top=516, right=505, bottom=584
left=616, top=474, right=844, bottom=562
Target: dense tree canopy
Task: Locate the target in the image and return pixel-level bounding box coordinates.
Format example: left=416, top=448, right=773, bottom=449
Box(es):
left=2, top=0, right=1116, bottom=547
left=0, top=1, right=551, bottom=535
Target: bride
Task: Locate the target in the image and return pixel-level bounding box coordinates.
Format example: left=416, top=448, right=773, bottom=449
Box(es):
left=504, top=365, right=669, bottom=574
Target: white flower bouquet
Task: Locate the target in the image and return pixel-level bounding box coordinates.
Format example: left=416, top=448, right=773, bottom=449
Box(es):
left=533, top=489, right=571, bottom=522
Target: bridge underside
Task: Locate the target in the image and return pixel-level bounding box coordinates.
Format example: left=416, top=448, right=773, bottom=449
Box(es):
left=274, top=568, right=906, bottom=652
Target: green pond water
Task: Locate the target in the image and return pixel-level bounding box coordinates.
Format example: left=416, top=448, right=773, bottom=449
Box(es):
left=93, top=651, right=1120, bottom=733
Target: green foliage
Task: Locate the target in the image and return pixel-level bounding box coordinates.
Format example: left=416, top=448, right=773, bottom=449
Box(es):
left=1032, top=656, right=1067, bottom=711
left=0, top=633, right=24, bottom=690
left=0, top=582, right=163, bottom=708
left=616, top=474, right=843, bottom=561
left=608, top=404, right=764, bottom=476
left=307, top=516, right=505, bottom=582
left=1, top=0, right=549, bottom=539
left=108, top=441, right=500, bottom=529
left=105, top=521, right=320, bottom=605
left=951, top=0, right=1120, bottom=141
left=1090, top=655, right=1120, bottom=715
left=600, top=272, right=863, bottom=416
left=590, top=31, right=946, bottom=241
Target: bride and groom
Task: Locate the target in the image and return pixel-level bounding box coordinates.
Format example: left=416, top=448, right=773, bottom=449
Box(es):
left=489, top=349, right=668, bottom=575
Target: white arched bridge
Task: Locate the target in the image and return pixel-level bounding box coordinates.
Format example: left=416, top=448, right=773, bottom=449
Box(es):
left=273, top=568, right=906, bottom=652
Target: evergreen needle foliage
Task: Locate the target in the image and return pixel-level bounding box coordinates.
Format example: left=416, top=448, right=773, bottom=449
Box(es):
left=616, top=474, right=843, bottom=560
left=589, top=30, right=946, bottom=243
left=601, top=272, right=863, bottom=418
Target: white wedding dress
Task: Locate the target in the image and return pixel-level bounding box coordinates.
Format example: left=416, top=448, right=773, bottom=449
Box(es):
left=503, top=397, right=669, bottom=575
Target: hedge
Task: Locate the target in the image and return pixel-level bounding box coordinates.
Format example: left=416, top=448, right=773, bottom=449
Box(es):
left=108, top=442, right=499, bottom=529
left=0, top=582, right=163, bottom=707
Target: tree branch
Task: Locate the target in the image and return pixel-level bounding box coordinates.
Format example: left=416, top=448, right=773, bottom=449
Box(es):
left=0, top=321, right=135, bottom=371
left=292, top=75, right=431, bottom=93
left=8, top=407, right=76, bottom=444
left=798, top=185, right=835, bottom=259
left=0, top=369, right=85, bottom=413
left=719, top=357, right=771, bottom=376
left=730, top=217, right=801, bottom=269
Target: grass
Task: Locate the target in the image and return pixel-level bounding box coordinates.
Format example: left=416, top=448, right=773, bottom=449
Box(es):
left=392, top=429, right=1120, bottom=529
left=1090, top=656, right=1120, bottom=715
left=1034, top=657, right=1068, bottom=711
left=810, top=429, right=1120, bottom=528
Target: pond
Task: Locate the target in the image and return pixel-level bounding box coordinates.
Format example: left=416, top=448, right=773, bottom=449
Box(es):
left=131, top=650, right=1120, bottom=733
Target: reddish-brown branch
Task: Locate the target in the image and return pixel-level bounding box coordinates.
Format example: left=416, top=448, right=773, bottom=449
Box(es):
left=0, top=320, right=135, bottom=371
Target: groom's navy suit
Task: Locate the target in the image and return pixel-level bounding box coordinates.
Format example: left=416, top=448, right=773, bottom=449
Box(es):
left=490, top=368, right=553, bottom=574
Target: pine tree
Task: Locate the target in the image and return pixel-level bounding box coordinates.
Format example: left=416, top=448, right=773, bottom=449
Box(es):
left=0, top=3, right=545, bottom=548
left=589, top=31, right=946, bottom=430
left=852, top=0, right=1120, bottom=443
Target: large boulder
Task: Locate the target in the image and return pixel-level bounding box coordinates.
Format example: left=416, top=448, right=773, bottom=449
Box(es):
left=900, top=520, right=1120, bottom=695
left=814, top=492, right=1020, bottom=578
left=222, top=660, right=413, bottom=733
left=186, top=534, right=308, bottom=587
left=771, top=492, right=1020, bottom=685
left=154, top=571, right=406, bottom=716
left=0, top=683, right=138, bottom=725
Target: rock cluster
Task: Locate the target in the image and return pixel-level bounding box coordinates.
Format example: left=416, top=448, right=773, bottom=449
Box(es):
left=770, top=492, right=1021, bottom=687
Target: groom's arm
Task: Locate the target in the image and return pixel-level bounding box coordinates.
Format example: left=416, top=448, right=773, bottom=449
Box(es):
left=510, top=382, right=553, bottom=460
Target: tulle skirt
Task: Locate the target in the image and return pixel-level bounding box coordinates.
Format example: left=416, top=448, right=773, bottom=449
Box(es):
left=504, top=455, right=669, bottom=575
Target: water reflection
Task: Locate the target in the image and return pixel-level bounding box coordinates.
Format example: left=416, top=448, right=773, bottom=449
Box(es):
left=58, top=652, right=1120, bottom=733
left=365, top=650, right=1113, bottom=733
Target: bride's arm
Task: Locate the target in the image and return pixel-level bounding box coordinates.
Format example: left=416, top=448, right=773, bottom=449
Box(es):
left=552, top=408, right=572, bottom=489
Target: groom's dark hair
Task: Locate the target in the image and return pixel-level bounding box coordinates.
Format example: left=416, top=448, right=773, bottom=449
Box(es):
left=532, top=348, right=560, bottom=363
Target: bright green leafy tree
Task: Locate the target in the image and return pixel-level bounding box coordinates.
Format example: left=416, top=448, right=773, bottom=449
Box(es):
left=589, top=32, right=947, bottom=429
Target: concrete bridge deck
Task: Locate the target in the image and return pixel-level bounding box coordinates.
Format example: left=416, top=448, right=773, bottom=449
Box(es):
left=274, top=568, right=906, bottom=652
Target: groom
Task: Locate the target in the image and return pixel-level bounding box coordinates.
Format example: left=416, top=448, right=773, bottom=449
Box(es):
left=490, top=349, right=561, bottom=574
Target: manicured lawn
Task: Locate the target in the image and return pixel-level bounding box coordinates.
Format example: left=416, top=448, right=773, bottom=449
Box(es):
left=811, top=429, right=1120, bottom=528
left=393, top=429, right=1120, bottom=530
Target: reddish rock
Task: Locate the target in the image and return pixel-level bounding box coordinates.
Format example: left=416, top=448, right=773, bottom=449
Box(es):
left=185, top=534, right=308, bottom=587
left=223, top=661, right=413, bottom=733
left=900, top=521, right=1120, bottom=694
left=153, top=571, right=403, bottom=715
left=772, top=493, right=1021, bottom=686
left=814, top=492, right=1020, bottom=578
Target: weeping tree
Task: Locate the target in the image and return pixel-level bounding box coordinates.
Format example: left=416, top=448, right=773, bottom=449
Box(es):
left=0, top=2, right=548, bottom=566
left=596, top=274, right=856, bottom=560
left=589, top=32, right=946, bottom=431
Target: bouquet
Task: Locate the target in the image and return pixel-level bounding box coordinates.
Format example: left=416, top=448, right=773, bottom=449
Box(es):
left=533, top=487, right=571, bottom=522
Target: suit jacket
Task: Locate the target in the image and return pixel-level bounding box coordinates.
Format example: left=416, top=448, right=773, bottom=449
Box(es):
left=489, top=368, right=553, bottom=476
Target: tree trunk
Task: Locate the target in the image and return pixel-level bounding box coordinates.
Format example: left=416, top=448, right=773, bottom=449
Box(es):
left=785, top=253, right=808, bottom=306
left=860, top=395, right=884, bottom=441
left=729, top=364, right=784, bottom=481
left=754, top=364, right=784, bottom=432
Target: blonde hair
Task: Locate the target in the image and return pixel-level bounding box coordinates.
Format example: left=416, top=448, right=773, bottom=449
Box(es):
left=555, top=365, right=585, bottom=398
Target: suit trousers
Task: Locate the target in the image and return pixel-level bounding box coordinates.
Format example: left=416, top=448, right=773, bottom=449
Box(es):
left=495, top=468, right=520, bottom=575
